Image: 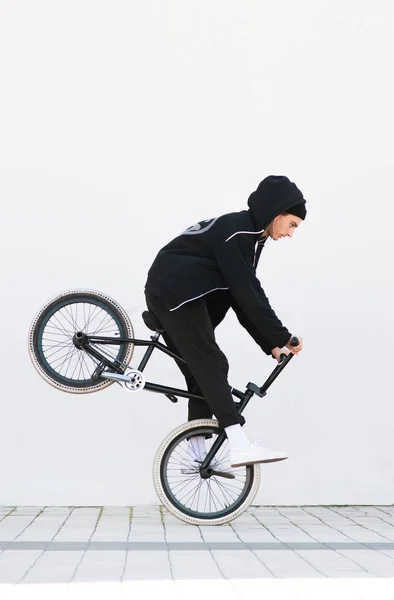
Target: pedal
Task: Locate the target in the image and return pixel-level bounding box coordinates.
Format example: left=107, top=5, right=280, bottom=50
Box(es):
left=91, top=362, right=105, bottom=381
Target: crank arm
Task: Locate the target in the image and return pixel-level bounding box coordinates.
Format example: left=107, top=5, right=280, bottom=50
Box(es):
left=100, top=372, right=133, bottom=383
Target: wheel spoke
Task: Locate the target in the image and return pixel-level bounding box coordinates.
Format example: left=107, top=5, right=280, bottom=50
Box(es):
left=83, top=304, right=101, bottom=331
left=213, top=477, right=240, bottom=504
left=81, top=349, right=98, bottom=375
left=51, top=312, right=75, bottom=337
left=42, top=340, right=74, bottom=356
left=76, top=350, right=86, bottom=380
left=62, top=345, right=80, bottom=378
left=59, top=305, right=79, bottom=333
left=44, top=324, right=74, bottom=336
left=178, top=480, right=205, bottom=507
left=207, top=479, right=221, bottom=513
left=48, top=346, right=78, bottom=370
left=187, top=478, right=205, bottom=511
left=90, top=311, right=113, bottom=335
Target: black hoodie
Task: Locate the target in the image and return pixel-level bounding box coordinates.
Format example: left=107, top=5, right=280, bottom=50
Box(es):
left=145, top=176, right=306, bottom=352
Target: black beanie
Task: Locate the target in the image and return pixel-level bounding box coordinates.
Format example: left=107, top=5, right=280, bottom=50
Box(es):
left=286, top=203, right=307, bottom=220
left=247, top=175, right=306, bottom=230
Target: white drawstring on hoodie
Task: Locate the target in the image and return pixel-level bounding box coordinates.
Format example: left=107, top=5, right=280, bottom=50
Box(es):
left=225, top=227, right=266, bottom=242
left=225, top=219, right=278, bottom=243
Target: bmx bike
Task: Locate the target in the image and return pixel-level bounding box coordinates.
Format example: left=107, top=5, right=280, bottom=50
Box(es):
left=28, top=289, right=297, bottom=526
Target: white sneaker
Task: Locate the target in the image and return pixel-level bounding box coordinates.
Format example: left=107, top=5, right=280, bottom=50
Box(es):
left=230, top=441, right=288, bottom=468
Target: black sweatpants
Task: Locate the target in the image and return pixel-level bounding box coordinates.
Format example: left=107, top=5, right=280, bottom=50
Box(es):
left=145, top=289, right=245, bottom=430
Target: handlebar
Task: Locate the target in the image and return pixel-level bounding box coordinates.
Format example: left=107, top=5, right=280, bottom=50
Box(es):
left=260, top=336, right=300, bottom=395
left=279, top=336, right=299, bottom=362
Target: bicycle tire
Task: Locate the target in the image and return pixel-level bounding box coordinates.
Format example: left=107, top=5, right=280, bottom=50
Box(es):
left=28, top=289, right=134, bottom=393
left=153, top=419, right=261, bottom=526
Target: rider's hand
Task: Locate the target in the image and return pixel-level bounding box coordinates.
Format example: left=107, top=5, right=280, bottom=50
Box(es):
left=286, top=335, right=303, bottom=355
left=271, top=347, right=290, bottom=362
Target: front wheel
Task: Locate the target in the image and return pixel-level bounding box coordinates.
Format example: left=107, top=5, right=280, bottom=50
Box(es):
left=153, top=419, right=261, bottom=526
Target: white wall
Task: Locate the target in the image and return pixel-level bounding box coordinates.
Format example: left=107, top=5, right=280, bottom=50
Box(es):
left=1, top=0, right=393, bottom=506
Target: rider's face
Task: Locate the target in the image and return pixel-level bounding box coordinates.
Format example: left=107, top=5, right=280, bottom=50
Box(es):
left=264, top=214, right=302, bottom=241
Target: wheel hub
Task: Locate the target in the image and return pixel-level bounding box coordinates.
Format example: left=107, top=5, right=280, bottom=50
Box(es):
left=73, top=331, right=88, bottom=348
left=199, top=466, right=214, bottom=479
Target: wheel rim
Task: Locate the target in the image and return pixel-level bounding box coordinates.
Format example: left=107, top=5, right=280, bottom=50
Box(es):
left=36, top=297, right=128, bottom=387
left=160, top=426, right=255, bottom=520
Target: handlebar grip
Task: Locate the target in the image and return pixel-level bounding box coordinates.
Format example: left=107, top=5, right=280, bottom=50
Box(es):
left=290, top=336, right=299, bottom=347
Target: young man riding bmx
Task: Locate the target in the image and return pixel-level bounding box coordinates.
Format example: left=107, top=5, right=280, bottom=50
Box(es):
left=145, top=175, right=306, bottom=468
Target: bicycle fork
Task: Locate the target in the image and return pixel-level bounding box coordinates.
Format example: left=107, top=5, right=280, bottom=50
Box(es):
left=199, top=388, right=255, bottom=473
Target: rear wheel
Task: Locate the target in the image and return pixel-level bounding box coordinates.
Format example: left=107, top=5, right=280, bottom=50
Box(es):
left=153, top=419, right=261, bottom=525
left=28, top=289, right=134, bottom=393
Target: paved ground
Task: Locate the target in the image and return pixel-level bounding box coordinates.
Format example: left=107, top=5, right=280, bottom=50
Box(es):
left=1, top=505, right=394, bottom=598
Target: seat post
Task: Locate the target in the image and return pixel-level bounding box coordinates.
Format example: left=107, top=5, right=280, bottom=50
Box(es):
left=138, top=331, right=161, bottom=372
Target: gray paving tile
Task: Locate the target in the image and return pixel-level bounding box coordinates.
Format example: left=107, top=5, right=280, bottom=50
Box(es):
left=101, top=507, right=131, bottom=516
left=295, top=548, right=370, bottom=578
left=71, top=550, right=126, bottom=582
left=0, top=508, right=15, bottom=516
left=53, top=517, right=99, bottom=542
left=253, top=548, right=322, bottom=577
left=17, top=514, right=72, bottom=542
left=199, top=525, right=240, bottom=543
left=373, top=506, right=394, bottom=516
left=0, top=516, right=43, bottom=543
left=0, top=504, right=394, bottom=591
left=90, top=516, right=130, bottom=542
left=0, top=550, right=42, bottom=584
left=169, top=549, right=223, bottom=579
left=336, top=548, right=394, bottom=577
left=21, top=550, right=84, bottom=583
left=132, top=505, right=162, bottom=518
left=211, top=548, right=273, bottom=578
left=42, top=507, right=71, bottom=515
left=71, top=508, right=102, bottom=517
left=11, top=507, right=45, bottom=516
left=299, top=525, right=350, bottom=542
left=123, top=550, right=172, bottom=580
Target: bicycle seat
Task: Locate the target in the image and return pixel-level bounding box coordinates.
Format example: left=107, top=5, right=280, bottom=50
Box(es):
left=142, top=311, right=165, bottom=333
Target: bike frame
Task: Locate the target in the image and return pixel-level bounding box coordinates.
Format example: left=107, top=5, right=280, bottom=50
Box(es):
left=79, top=330, right=295, bottom=472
